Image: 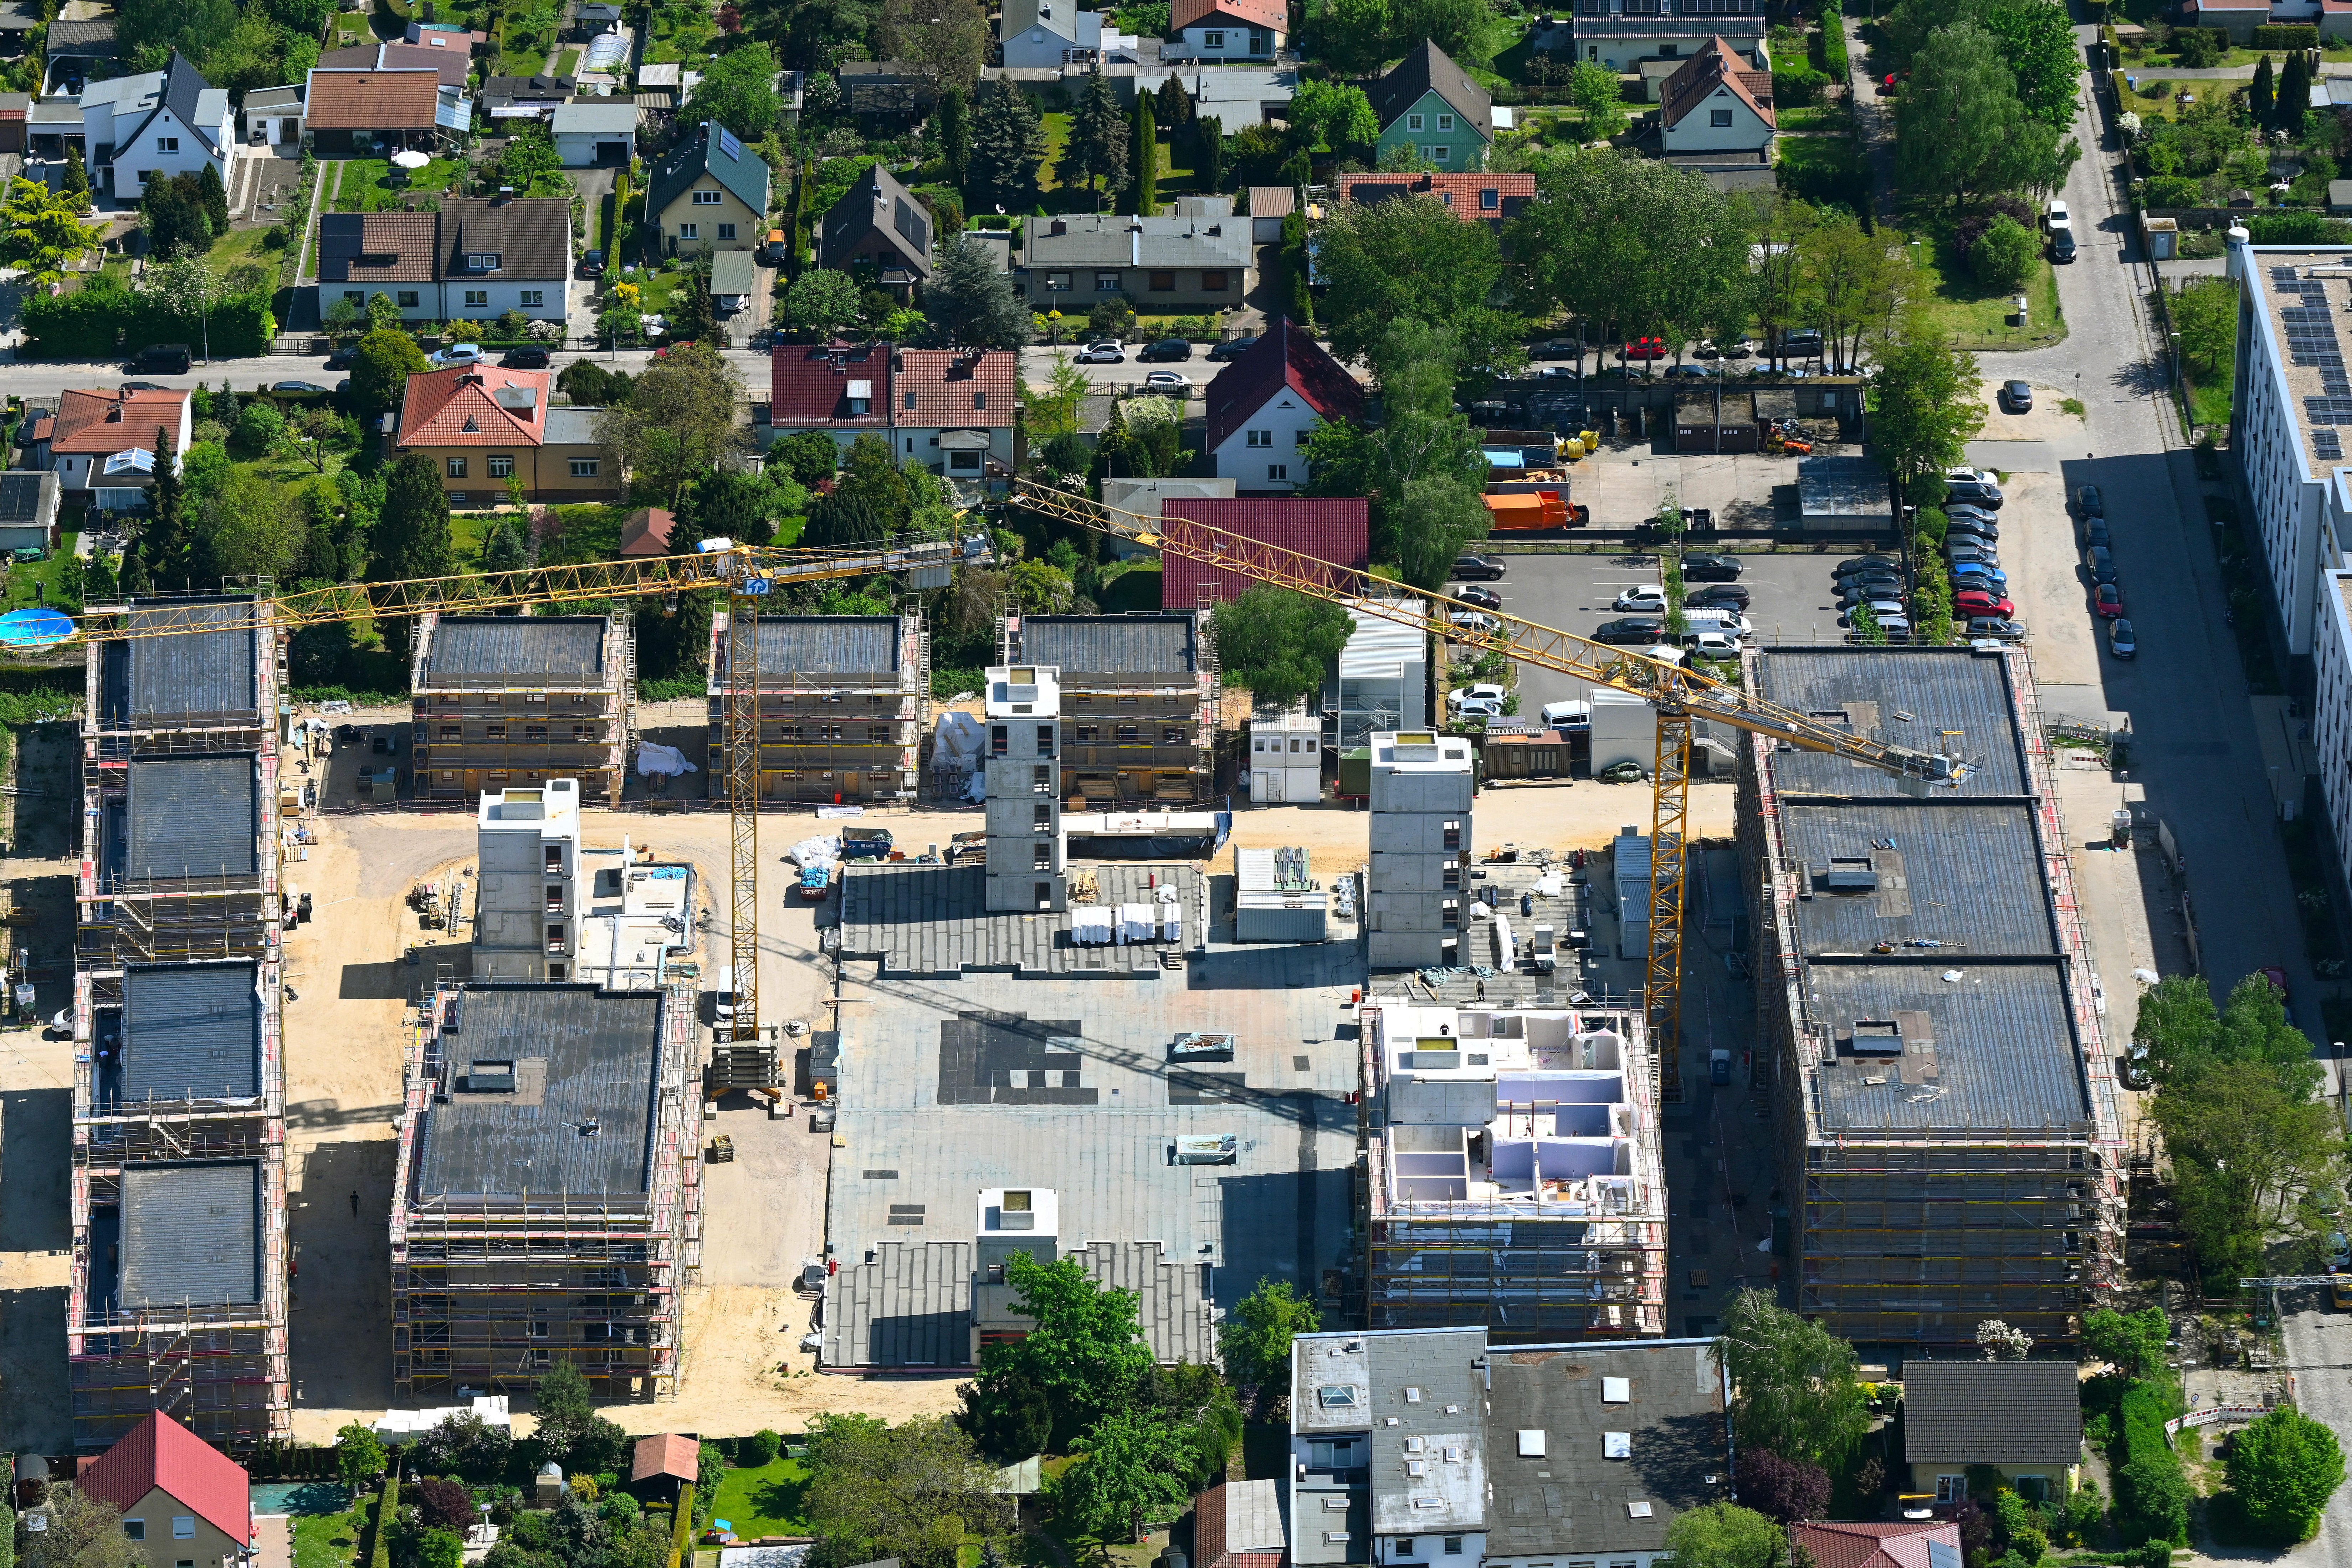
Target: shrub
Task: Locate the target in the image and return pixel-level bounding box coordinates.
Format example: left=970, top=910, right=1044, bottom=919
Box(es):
left=2249, top=211, right=2352, bottom=242
left=2173, top=27, right=2224, bottom=65
left=1819, top=0, right=1850, bottom=77
left=736, top=1430, right=782, bottom=1467
left=1971, top=214, right=2038, bottom=291
left=2143, top=175, right=2204, bottom=207
left=1775, top=66, right=1829, bottom=107
left=2254, top=23, right=2318, bottom=47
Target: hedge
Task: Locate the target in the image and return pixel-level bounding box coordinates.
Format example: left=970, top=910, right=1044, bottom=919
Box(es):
left=1776, top=66, right=1830, bottom=107
left=2114, top=1383, right=2189, bottom=1546
left=1819, top=1, right=1851, bottom=81
left=2254, top=23, right=2318, bottom=47
left=367, top=1470, right=402, bottom=1568
left=667, top=1485, right=695, bottom=1568
left=21, top=272, right=275, bottom=360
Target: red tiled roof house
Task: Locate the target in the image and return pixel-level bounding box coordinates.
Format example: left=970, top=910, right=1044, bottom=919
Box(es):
left=1333, top=171, right=1537, bottom=232
left=1159, top=497, right=1368, bottom=608
left=32, top=387, right=191, bottom=501
left=1195, top=1479, right=1286, bottom=1568
left=78, top=1413, right=253, bottom=1568
left=628, top=1433, right=700, bottom=1503
left=887, top=347, right=1015, bottom=478
left=394, top=365, right=620, bottom=505
left=1659, top=36, right=1776, bottom=158
left=1791, top=1521, right=1963, bottom=1568
left=769, top=340, right=892, bottom=455
left=1168, top=0, right=1286, bottom=61
left=618, top=507, right=677, bottom=556
left=1204, top=318, right=1366, bottom=493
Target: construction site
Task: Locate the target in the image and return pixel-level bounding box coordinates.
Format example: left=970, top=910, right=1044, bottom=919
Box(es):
left=1738, top=645, right=2127, bottom=1348
left=1000, top=613, right=1218, bottom=805
left=69, top=598, right=291, bottom=1449
left=408, top=613, right=636, bottom=803
left=704, top=613, right=928, bottom=803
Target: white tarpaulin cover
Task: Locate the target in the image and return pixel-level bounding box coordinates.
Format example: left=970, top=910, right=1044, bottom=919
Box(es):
left=1116, top=903, right=1155, bottom=944
left=932, top=711, right=985, bottom=769
left=1071, top=905, right=1114, bottom=944
left=635, top=742, right=698, bottom=777
left=786, top=836, right=840, bottom=870
left=1161, top=906, right=1183, bottom=942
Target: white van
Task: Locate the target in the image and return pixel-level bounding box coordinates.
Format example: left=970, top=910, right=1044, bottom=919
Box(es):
left=1683, top=606, right=1753, bottom=637
left=712, top=966, right=739, bottom=1023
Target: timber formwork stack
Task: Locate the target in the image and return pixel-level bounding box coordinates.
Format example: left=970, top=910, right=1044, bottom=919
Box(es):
left=409, top=612, right=635, bottom=803
left=704, top=613, right=927, bottom=803
left=389, top=978, right=702, bottom=1401
left=70, top=596, right=290, bottom=1449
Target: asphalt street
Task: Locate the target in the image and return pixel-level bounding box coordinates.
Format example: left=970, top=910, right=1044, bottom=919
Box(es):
left=2281, top=1295, right=2352, bottom=1568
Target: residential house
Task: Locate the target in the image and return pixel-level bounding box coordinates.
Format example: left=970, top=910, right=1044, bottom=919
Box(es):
left=1289, top=1328, right=1732, bottom=1568
left=1195, top=1481, right=1286, bottom=1568
left=998, top=0, right=1139, bottom=68
left=1903, top=1361, right=2084, bottom=1504
left=818, top=163, right=937, bottom=296
left=394, top=365, right=619, bottom=504
left=1204, top=318, right=1366, bottom=491
left=838, top=60, right=941, bottom=115
left=242, top=83, right=304, bottom=148
left=552, top=99, right=642, bottom=164
left=403, top=21, right=488, bottom=51
left=317, top=195, right=572, bottom=324
left=0, top=91, right=25, bottom=153
left=314, top=39, right=472, bottom=91
left=480, top=72, right=577, bottom=121
left=1247, top=183, right=1293, bottom=241
left=1658, top=36, right=1775, bottom=155
left=1331, top=170, right=1536, bottom=232
left=1022, top=205, right=1252, bottom=311
left=644, top=119, right=770, bottom=257
left=30, top=388, right=191, bottom=503
left=41, top=17, right=115, bottom=94
left=617, top=507, right=676, bottom=556
left=304, top=67, right=468, bottom=154
left=888, top=348, right=1016, bottom=477
left=1158, top=496, right=1368, bottom=606
left=34, top=54, right=234, bottom=199
left=628, top=1435, right=698, bottom=1505
left=1569, top=0, right=1766, bottom=81
left=1790, top=1521, right=1965, bottom=1568
left=1134, top=66, right=1300, bottom=129
left=1168, top=0, right=1285, bottom=61
left=2182, top=0, right=2280, bottom=39
left=769, top=340, right=892, bottom=452
left=78, top=1413, right=253, bottom=1568
left=0, top=471, right=61, bottom=554
left=1369, top=42, right=1493, bottom=170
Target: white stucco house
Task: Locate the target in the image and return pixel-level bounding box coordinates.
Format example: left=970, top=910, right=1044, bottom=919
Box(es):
left=316, top=195, right=573, bottom=324
left=1168, top=0, right=1286, bottom=61
left=997, top=0, right=1137, bottom=67
left=1204, top=318, right=1366, bottom=492
left=70, top=52, right=233, bottom=198
left=1657, top=36, right=1776, bottom=155
left=28, top=388, right=193, bottom=504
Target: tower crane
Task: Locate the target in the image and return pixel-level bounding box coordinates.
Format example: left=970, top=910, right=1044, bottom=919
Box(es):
left=54, top=531, right=974, bottom=1051
left=1010, top=479, right=1974, bottom=1098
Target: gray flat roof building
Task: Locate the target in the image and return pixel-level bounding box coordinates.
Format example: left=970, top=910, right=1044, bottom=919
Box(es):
left=118, top=1160, right=261, bottom=1307
left=118, top=962, right=261, bottom=1103
left=1797, top=454, right=1894, bottom=537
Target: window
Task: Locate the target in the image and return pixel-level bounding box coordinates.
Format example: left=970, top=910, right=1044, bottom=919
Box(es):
left=570, top=459, right=599, bottom=478
left=488, top=455, right=514, bottom=478
left=484, top=724, right=508, bottom=740
left=1408, top=112, right=1425, bottom=130
left=1436, top=113, right=1454, bottom=130
left=465, top=289, right=489, bottom=307
left=1046, top=271, right=1073, bottom=291
left=398, top=290, right=419, bottom=307
left=1096, top=270, right=1121, bottom=291
left=466, top=253, right=499, bottom=270
left=447, top=457, right=468, bottom=478
left=2017, top=1478, right=2051, bottom=1504
left=1031, top=841, right=1053, bottom=869
left=990, top=725, right=1009, bottom=757
left=1444, top=1542, right=1462, bottom=1557
left=1710, top=107, right=1733, bottom=126
left=1480, top=188, right=1499, bottom=210
left=1204, top=27, right=1224, bottom=43
left=1148, top=271, right=1176, bottom=291
left=1118, top=725, right=1140, bottom=743
left=718, top=222, right=737, bottom=239
left=157, top=136, right=178, bottom=152
left=1442, top=819, right=1462, bottom=850
left=1247, top=429, right=1272, bottom=447
left=1033, top=802, right=1052, bottom=825
left=1202, top=270, right=1230, bottom=290
left=530, top=1320, right=552, bottom=1339
left=1294, top=426, right=1308, bottom=445
left=869, top=724, right=891, bottom=742
left=440, top=725, right=461, bottom=740
left=678, top=223, right=699, bottom=239
left=520, top=289, right=544, bottom=307
left=545, top=846, right=564, bottom=872
left=124, top=1524, right=146, bottom=1542
left=1934, top=1477, right=1966, bottom=1503
left=1166, top=727, right=1185, bottom=744
left=951, top=450, right=980, bottom=471
left=1441, top=899, right=1460, bottom=928
left=1397, top=1543, right=1415, bottom=1558
left=1431, top=144, right=1451, bottom=162
left=343, top=290, right=363, bottom=305
left=693, top=189, right=723, bottom=204
left=1267, top=463, right=1288, bottom=480
left=525, top=725, right=546, bottom=741
left=1033, top=881, right=1053, bottom=906
left=173, top=1520, right=195, bottom=1540
left=1036, top=723, right=1054, bottom=753
left=906, top=390, right=919, bottom=409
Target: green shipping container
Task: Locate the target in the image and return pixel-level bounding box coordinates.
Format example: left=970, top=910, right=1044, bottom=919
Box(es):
left=1337, top=747, right=1372, bottom=798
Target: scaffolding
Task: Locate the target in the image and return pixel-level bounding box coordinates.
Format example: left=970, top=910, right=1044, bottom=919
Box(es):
left=389, top=977, right=702, bottom=1402
left=409, top=613, right=636, bottom=803
left=703, top=612, right=928, bottom=803
left=999, top=612, right=1219, bottom=805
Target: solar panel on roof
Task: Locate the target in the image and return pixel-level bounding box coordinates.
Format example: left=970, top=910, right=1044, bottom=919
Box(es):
left=717, top=125, right=742, bottom=160
left=2316, top=431, right=2344, bottom=460
left=2274, top=267, right=2301, bottom=283
left=2307, top=398, right=2352, bottom=424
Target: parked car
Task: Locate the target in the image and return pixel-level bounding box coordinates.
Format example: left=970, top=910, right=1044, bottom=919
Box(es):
left=1710, top=1049, right=1733, bottom=1084
left=1138, top=338, right=1193, bottom=362
left=1451, top=554, right=1506, bottom=580
left=2084, top=545, right=2117, bottom=584
left=1687, top=583, right=1751, bottom=609
left=1453, top=585, right=1503, bottom=610
left=2049, top=225, right=2076, bottom=263
left=1838, top=598, right=1908, bottom=623
left=1453, top=697, right=1505, bottom=719
left=1943, top=501, right=2002, bottom=524
left=2046, top=198, right=2070, bottom=230
left=1534, top=364, right=1582, bottom=383
left=1966, top=617, right=2027, bottom=641
left=1944, top=519, right=2000, bottom=544
left=1950, top=562, right=2009, bottom=590
left=1946, top=481, right=2003, bottom=510
left=1833, top=555, right=1901, bottom=578
left=1945, top=539, right=1999, bottom=563
left=1838, top=571, right=1906, bottom=595
left=1620, top=336, right=1667, bottom=361
left=2108, top=618, right=2137, bottom=659
left=1999, top=379, right=2033, bottom=412
left=2092, top=582, right=2123, bottom=618
left=1698, top=337, right=1755, bottom=359
left=324, top=344, right=358, bottom=370
left=1528, top=338, right=1581, bottom=360
left=1612, top=584, right=1670, bottom=613
left=1447, top=610, right=1500, bottom=633
left=2075, top=483, right=2104, bottom=518
left=1206, top=335, right=1260, bottom=360
left=1540, top=699, right=1592, bottom=729
left=428, top=343, right=484, bottom=368
left=268, top=380, right=331, bottom=398
left=1956, top=589, right=2016, bottom=618
left=1594, top=617, right=1666, bottom=645
left=501, top=347, right=551, bottom=369
left=1681, top=630, right=1745, bottom=657
left=1075, top=340, right=1126, bottom=363
left=2120, top=1043, right=2152, bottom=1089
left=2084, top=516, right=2112, bottom=548
left=1142, top=370, right=1190, bottom=393
left=578, top=247, right=606, bottom=278
left=1681, top=551, right=1742, bottom=581
left=1448, top=683, right=1508, bottom=710
left=1780, top=329, right=1825, bottom=359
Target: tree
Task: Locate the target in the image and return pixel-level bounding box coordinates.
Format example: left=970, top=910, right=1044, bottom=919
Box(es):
left=1895, top=25, right=2077, bottom=204
left=2083, top=1306, right=2169, bottom=1378
left=142, top=170, right=214, bottom=258
left=1287, top=78, right=1378, bottom=153
left=969, top=78, right=1048, bottom=211
left=235, top=400, right=286, bottom=453
left=1866, top=325, right=1985, bottom=490
left=772, top=430, right=842, bottom=486
left=336, top=1423, right=388, bottom=1491
left=804, top=1414, right=1013, bottom=1568
left=351, top=329, right=429, bottom=412
left=1390, top=0, right=1505, bottom=64
left=2277, top=48, right=2311, bottom=133
left=534, top=1359, right=597, bottom=1458
left=881, top=0, right=988, bottom=93
left=1141, top=1362, right=1244, bottom=1488
left=2251, top=53, right=2276, bottom=123
left=372, top=453, right=454, bottom=585
left=1196, top=114, right=1226, bottom=194
left=497, top=120, right=565, bottom=196
left=1216, top=1276, right=1322, bottom=1395
left=2, top=177, right=109, bottom=281
left=2227, top=1406, right=2345, bottom=1543
left=1734, top=1450, right=1831, bottom=1524
left=414, top=1411, right=514, bottom=1483
left=1511, top=151, right=1753, bottom=360
left=2171, top=277, right=2239, bottom=377
left=1302, top=0, right=1393, bottom=74
left=685, top=43, right=784, bottom=137
left=1209, top=587, right=1355, bottom=705
left=412, top=1479, right=476, bottom=1534
left=979, top=1251, right=1152, bottom=1445
left=1315, top=192, right=1508, bottom=365
left=142, top=441, right=191, bottom=588
left=1712, top=1290, right=1869, bottom=1467
left=938, top=86, right=972, bottom=189
left=1058, top=68, right=1130, bottom=204
left=785, top=269, right=863, bottom=342
left=1126, top=92, right=1159, bottom=215
left=24, top=1489, right=139, bottom=1568
left=835, top=432, right=914, bottom=531
left=1569, top=61, right=1630, bottom=140
left=1970, top=214, right=2037, bottom=291
left=1056, top=1413, right=1195, bottom=1545
left=197, top=467, right=307, bottom=581
left=63, top=144, right=89, bottom=207
left=924, top=234, right=1032, bottom=348
left=1981, top=0, right=2083, bottom=123
left=592, top=343, right=748, bottom=506
left=1663, top=1504, right=1786, bottom=1568
left=1975, top=1319, right=2033, bottom=1359
left=956, top=1367, right=1054, bottom=1462
left=2154, top=1056, right=2343, bottom=1279
left=1303, top=319, right=1489, bottom=579
left=197, top=160, right=231, bottom=235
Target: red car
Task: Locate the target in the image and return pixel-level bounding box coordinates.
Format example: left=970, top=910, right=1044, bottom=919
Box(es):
left=2092, top=583, right=2123, bottom=618
left=1621, top=337, right=1667, bottom=361
left=2262, top=965, right=2290, bottom=994
left=1954, top=589, right=2015, bottom=619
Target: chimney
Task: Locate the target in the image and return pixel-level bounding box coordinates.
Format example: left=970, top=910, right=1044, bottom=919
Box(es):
left=496, top=185, right=515, bottom=203
left=1049, top=219, right=1066, bottom=235
left=1129, top=219, right=1143, bottom=266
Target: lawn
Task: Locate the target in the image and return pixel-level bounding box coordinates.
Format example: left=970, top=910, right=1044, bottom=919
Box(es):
left=1, top=535, right=81, bottom=612
left=209, top=223, right=280, bottom=271
left=707, top=1457, right=812, bottom=1538
left=333, top=156, right=465, bottom=212
left=332, top=11, right=373, bottom=44
left=1777, top=104, right=1853, bottom=132
left=1774, top=134, right=1869, bottom=212
left=1904, top=223, right=2066, bottom=349
left=557, top=46, right=582, bottom=73
left=292, top=1511, right=365, bottom=1568
left=1038, top=112, right=1073, bottom=190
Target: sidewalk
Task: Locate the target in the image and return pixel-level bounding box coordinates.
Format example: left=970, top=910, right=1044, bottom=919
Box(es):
left=1844, top=13, right=1896, bottom=220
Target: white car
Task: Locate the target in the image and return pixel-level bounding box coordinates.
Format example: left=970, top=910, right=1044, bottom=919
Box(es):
left=1635, top=644, right=1687, bottom=666
left=428, top=342, right=484, bottom=368
left=1448, top=683, right=1508, bottom=709
left=1682, top=631, right=1745, bottom=658
left=1539, top=699, right=1591, bottom=729
left=1612, top=584, right=1669, bottom=613
left=2044, top=199, right=2069, bottom=230
left=1453, top=697, right=1505, bottom=719
left=1447, top=610, right=1500, bottom=633
left=1075, top=340, right=1126, bottom=363
left=1143, top=370, right=1190, bottom=393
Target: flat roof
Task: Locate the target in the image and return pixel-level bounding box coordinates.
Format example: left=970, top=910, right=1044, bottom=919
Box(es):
left=1748, top=647, right=2030, bottom=797
left=413, top=984, right=668, bottom=1200
left=120, top=1161, right=261, bottom=1307
left=420, top=616, right=609, bottom=683
left=110, top=598, right=259, bottom=723
left=740, top=616, right=901, bottom=678
left=1018, top=614, right=1198, bottom=676
left=837, top=862, right=1203, bottom=977
left=125, top=754, right=258, bottom=880
left=1798, top=454, right=1894, bottom=521
left=1804, top=962, right=2093, bottom=1135
left=1775, top=801, right=2058, bottom=956
left=2247, top=251, right=2352, bottom=478
left=121, top=962, right=261, bottom=1102
left=829, top=1236, right=1216, bottom=1367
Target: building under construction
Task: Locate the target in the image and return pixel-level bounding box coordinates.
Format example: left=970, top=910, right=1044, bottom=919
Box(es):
left=1356, top=1000, right=1667, bottom=1340
left=390, top=980, right=702, bottom=1401
left=1738, top=646, right=2126, bottom=1347
left=999, top=614, right=1217, bottom=804
left=71, top=598, right=288, bottom=1449
left=409, top=614, right=635, bottom=803
left=705, top=613, right=926, bottom=803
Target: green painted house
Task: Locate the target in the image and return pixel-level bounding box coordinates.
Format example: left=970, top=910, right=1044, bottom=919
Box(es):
left=1368, top=42, right=1495, bottom=171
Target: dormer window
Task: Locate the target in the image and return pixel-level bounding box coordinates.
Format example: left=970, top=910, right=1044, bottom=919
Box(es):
left=468, top=252, right=501, bottom=271
left=462, top=416, right=480, bottom=432
left=1480, top=188, right=1498, bottom=209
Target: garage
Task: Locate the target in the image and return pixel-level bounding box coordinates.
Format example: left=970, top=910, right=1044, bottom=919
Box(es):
left=1675, top=389, right=1758, bottom=453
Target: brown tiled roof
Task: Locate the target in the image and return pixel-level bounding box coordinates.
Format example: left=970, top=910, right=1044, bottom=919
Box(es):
left=629, top=1434, right=699, bottom=1484
left=1901, top=1361, right=2083, bottom=1467
left=1172, top=0, right=1286, bottom=32
left=380, top=38, right=471, bottom=87
left=891, top=348, right=1015, bottom=428
left=49, top=388, right=188, bottom=455
left=318, top=210, right=440, bottom=284
left=439, top=196, right=572, bottom=286
left=396, top=366, right=554, bottom=449
left=1334, top=171, right=1536, bottom=221
left=1792, top=1522, right=1961, bottom=1568
left=1205, top=318, right=1365, bottom=451
left=1660, top=37, right=1775, bottom=130
left=305, top=68, right=439, bottom=130
left=618, top=507, right=676, bottom=555
left=770, top=341, right=891, bottom=427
